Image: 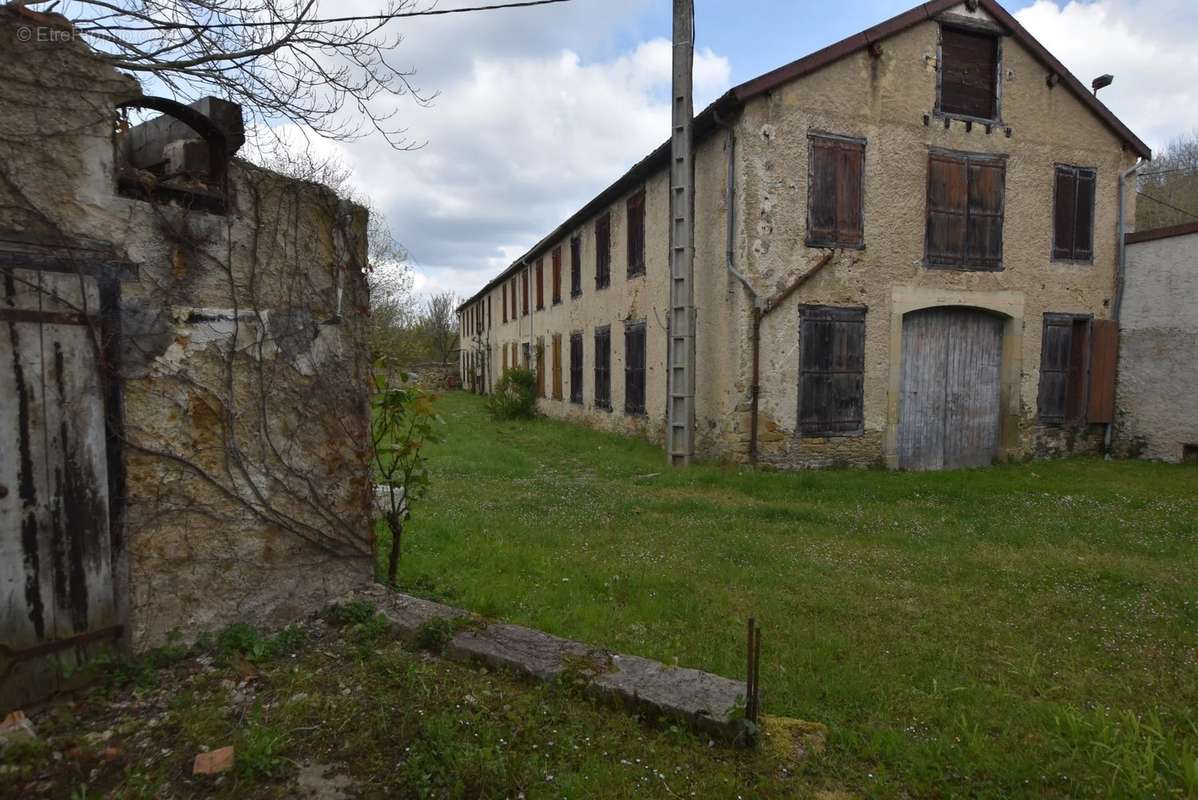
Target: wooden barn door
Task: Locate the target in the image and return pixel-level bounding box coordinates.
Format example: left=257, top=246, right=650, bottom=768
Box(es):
left=1, top=266, right=120, bottom=712
left=898, top=307, right=1003, bottom=471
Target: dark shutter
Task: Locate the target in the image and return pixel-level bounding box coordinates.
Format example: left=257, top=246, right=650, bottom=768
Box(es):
left=1073, top=169, right=1096, bottom=261
left=926, top=152, right=1004, bottom=270
left=624, top=321, right=646, bottom=415
left=595, top=212, right=611, bottom=289
left=536, top=337, right=545, bottom=397
left=797, top=306, right=866, bottom=436
left=807, top=136, right=864, bottom=248
left=552, top=246, right=562, bottom=304
left=594, top=326, right=611, bottom=409
left=939, top=27, right=998, bottom=120
left=552, top=333, right=563, bottom=400
left=966, top=160, right=1004, bottom=269
left=570, top=235, right=582, bottom=298
left=535, top=258, right=544, bottom=310
left=1087, top=319, right=1117, bottom=423
left=627, top=190, right=646, bottom=277
left=502, top=284, right=507, bottom=323
left=1053, top=166, right=1077, bottom=260
left=521, top=272, right=529, bottom=316
left=570, top=332, right=583, bottom=404
left=1038, top=314, right=1073, bottom=423
left=926, top=155, right=969, bottom=267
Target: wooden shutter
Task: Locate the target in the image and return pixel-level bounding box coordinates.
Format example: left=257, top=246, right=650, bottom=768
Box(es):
left=797, top=306, right=865, bottom=435
left=966, top=160, right=1004, bottom=269
left=535, top=259, right=544, bottom=310
left=552, top=334, right=563, bottom=400
left=521, top=271, right=529, bottom=315
left=570, top=332, right=583, bottom=403
left=627, top=190, right=645, bottom=277
left=807, top=136, right=864, bottom=248
left=594, top=326, right=610, bottom=408
left=552, top=247, right=562, bottom=304
left=1073, top=169, right=1096, bottom=261
left=1087, top=319, right=1118, bottom=424
left=926, top=155, right=969, bottom=267
left=536, top=337, right=545, bottom=397
left=624, top=322, right=646, bottom=415
left=595, top=213, right=611, bottom=289
left=940, top=27, right=998, bottom=120
left=570, top=236, right=582, bottom=297
left=1038, top=315, right=1073, bottom=423
left=1053, top=166, right=1077, bottom=260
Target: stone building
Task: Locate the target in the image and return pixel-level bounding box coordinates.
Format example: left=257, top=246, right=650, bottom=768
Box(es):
left=458, top=0, right=1150, bottom=470
left=1, top=7, right=373, bottom=710
left=1116, top=222, right=1198, bottom=463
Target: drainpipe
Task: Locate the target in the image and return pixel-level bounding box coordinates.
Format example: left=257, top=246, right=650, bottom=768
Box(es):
left=713, top=111, right=765, bottom=463
left=1105, top=157, right=1145, bottom=455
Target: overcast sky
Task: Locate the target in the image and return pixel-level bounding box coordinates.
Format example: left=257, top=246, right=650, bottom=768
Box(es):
left=320, top=0, right=1198, bottom=301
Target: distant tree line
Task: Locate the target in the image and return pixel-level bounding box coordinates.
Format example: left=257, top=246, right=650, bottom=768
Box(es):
left=1137, top=130, right=1198, bottom=230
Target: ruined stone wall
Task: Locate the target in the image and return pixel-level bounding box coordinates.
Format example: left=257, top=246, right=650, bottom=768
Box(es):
left=1116, top=231, right=1198, bottom=462
left=1, top=13, right=373, bottom=648
left=721, top=5, right=1138, bottom=468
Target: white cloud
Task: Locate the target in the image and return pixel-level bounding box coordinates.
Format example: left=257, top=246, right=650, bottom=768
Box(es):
left=1014, top=0, right=1198, bottom=154
left=325, top=5, right=730, bottom=301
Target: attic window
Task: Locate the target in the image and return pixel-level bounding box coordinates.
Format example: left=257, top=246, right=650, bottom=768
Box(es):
left=938, top=26, right=1000, bottom=121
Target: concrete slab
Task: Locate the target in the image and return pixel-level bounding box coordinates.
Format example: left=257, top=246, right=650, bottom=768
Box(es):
left=372, top=591, right=750, bottom=742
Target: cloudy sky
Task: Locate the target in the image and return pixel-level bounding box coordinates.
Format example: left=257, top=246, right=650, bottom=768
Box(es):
left=319, top=0, right=1198, bottom=300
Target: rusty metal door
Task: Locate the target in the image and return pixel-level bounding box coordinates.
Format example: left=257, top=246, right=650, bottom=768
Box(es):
left=1, top=266, right=121, bottom=712
left=898, top=307, right=1003, bottom=471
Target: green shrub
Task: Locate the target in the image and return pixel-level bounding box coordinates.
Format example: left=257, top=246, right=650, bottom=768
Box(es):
left=486, top=368, right=537, bottom=420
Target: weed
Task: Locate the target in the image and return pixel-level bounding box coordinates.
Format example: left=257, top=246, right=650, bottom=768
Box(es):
left=235, top=723, right=290, bottom=781
left=323, top=600, right=377, bottom=627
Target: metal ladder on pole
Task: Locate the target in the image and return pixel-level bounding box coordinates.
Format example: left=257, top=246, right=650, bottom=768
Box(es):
left=667, top=0, right=696, bottom=466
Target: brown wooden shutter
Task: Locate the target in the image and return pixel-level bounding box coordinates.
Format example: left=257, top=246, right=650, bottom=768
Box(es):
left=966, top=160, right=1004, bottom=269
left=595, top=212, right=611, bottom=289
left=552, top=247, right=562, bottom=304
left=1053, top=166, right=1077, bottom=260
left=552, top=333, right=563, bottom=400
left=808, top=139, right=838, bottom=245
left=1073, top=169, right=1096, bottom=261
left=940, top=27, right=998, bottom=120
left=797, top=307, right=866, bottom=435
left=502, top=284, right=508, bottom=323
left=570, top=236, right=582, bottom=297
left=1038, top=315, right=1073, bottom=423
left=569, top=332, right=583, bottom=404
left=1087, top=319, right=1118, bottom=423
left=926, top=155, right=969, bottom=267
left=535, top=259, right=544, bottom=310
left=836, top=144, right=864, bottom=246
left=522, top=271, right=529, bottom=315
left=627, top=190, right=645, bottom=277
left=536, top=337, right=545, bottom=397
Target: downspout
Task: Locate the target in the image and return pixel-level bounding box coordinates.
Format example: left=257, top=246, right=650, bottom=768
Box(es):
left=713, top=111, right=765, bottom=464
left=1105, top=157, right=1145, bottom=454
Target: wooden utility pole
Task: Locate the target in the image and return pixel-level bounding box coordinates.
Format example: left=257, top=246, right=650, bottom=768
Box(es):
left=667, top=0, right=696, bottom=466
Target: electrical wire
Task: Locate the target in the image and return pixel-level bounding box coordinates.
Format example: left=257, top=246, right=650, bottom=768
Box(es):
left=1136, top=191, right=1198, bottom=221
left=75, top=0, right=575, bottom=33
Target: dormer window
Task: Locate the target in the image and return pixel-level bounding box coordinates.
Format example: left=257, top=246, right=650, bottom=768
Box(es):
left=938, top=26, right=1000, bottom=121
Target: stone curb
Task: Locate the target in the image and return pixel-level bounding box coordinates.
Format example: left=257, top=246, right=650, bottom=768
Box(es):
left=364, top=590, right=751, bottom=743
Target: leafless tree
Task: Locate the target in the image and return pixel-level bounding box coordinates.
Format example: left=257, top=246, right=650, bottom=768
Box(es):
left=12, top=0, right=433, bottom=150
left=1138, top=129, right=1198, bottom=230
left=422, top=291, right=459, bottom=365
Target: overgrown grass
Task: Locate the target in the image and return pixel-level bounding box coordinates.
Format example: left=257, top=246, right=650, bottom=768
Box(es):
left=394, top=391, right=1198, bottom=798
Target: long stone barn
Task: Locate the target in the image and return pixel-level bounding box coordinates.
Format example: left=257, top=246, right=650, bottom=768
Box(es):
left=1, top=7, right=374, bottom=710
left=457, top=0, right=1153, bottom=471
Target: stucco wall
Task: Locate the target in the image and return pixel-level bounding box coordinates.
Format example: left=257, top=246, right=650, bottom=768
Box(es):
left=1, top=14, right=373, bottom=649
left=1116, top=232, right=1198, bottom=462
left=463, top=2, right=1140, bottom=469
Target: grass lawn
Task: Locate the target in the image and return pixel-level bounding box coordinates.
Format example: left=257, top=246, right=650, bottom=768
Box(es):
left=397, top=391, right=1198, bottom=798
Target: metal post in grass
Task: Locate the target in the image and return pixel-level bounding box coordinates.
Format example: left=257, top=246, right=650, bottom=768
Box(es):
left=746, top=618, right=762, bottom=725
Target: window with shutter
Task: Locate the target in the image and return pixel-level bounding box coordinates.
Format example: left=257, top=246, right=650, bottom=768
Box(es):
left=570, top=235, right=582, bottom=298
left=938, top=27, right=1000, bottom=121
left=623, top=321, right=646, bottom=415
left=807, top=134, right=865, bottom=248
left=522, top=342, right=530, bottom=369
left=535, top=258, right=544, bottom=310
left=797, top=306, right=866, bottom=436
left=569, top=332, right=583, bottom=404
left=1052, top=165, right=1097, bottom=261
left=552, top=334, right=563, bottom=400
left=521, top=270, right=529, bottom=316
left=925, top=151, right=1005, bottom=271
left=502, top=284, right=508, bottom=323
left=627, top=189, right=646, bottom=278
left=594, top=326, right=611, bottom=410
left=595, top=212, right=611, bottom=289
left=536, top=336, right=546, bottom=397
left=1038, top=313, right=1093, bottom=424
left=552, top=246, right=562, bottom=304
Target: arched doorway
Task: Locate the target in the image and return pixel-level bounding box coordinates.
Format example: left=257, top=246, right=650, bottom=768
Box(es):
left=898, top=306, right=1005, bottom=471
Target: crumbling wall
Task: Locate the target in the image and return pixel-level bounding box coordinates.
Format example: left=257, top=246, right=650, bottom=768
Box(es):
left=1, top=10, right=373, bottom=648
